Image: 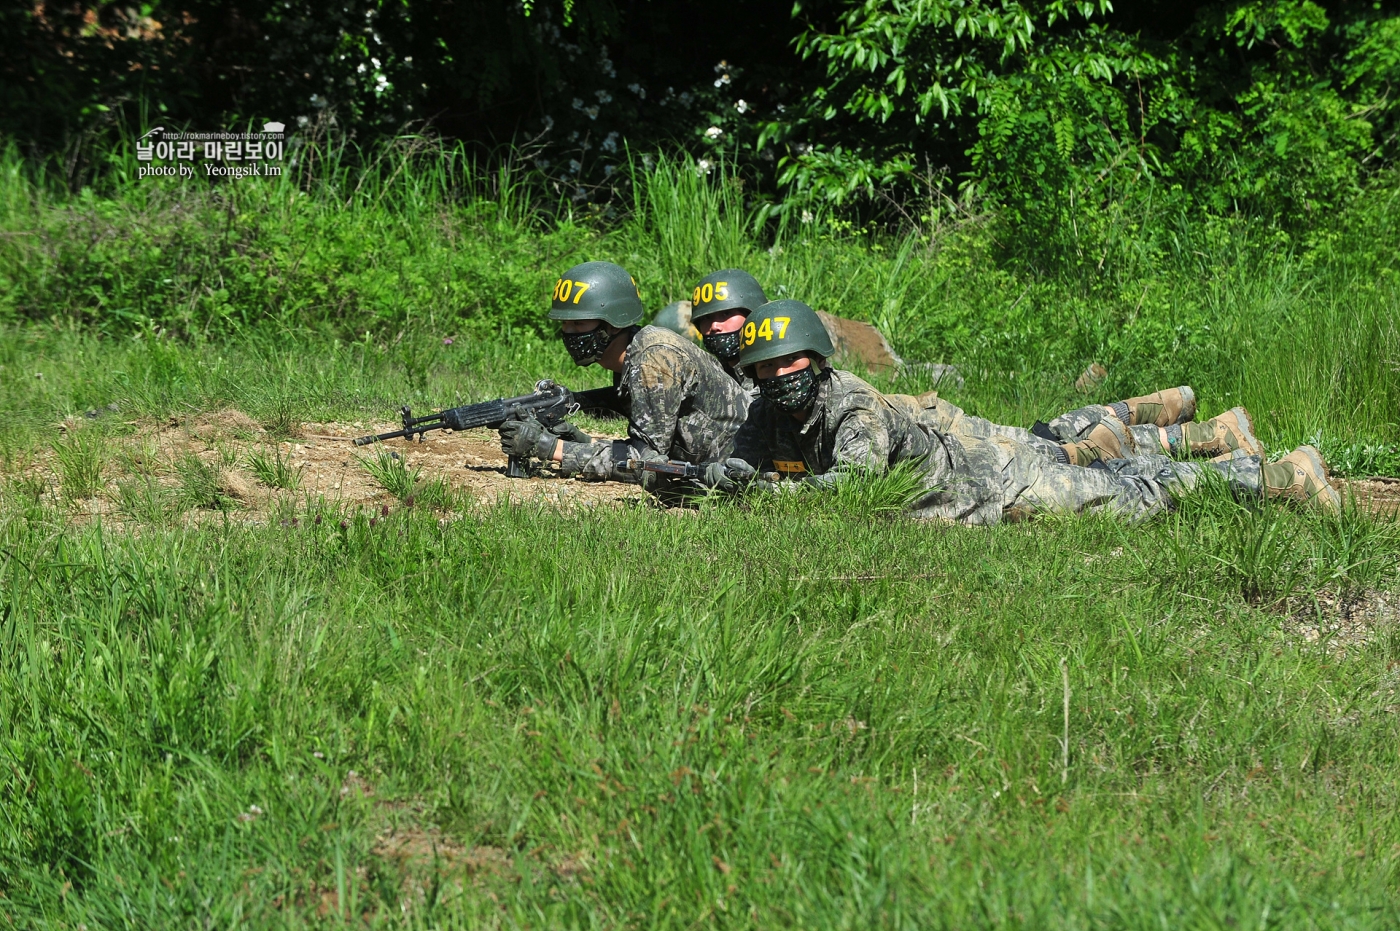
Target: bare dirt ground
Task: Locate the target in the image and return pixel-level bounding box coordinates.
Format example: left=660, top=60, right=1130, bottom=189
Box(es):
left=7, top=409, right=645, bottom=525
left=1337, top=477, right=1400, bottom=517
left=7, top=408, right=1398, bottom=525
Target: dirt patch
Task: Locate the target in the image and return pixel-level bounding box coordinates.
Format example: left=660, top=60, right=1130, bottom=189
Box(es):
left=1287, top=587, right=1400, bottom=654
left=1338, top=477, right=1400, bottom=517
left=6, top=408, right=646, bottom=526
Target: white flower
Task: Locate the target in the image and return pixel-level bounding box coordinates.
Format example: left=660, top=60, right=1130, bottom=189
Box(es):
left=696, top=158, right=714, bottom=175
left=713, top=74, right=731, bottom=87
left=584, top=106, right=599, bottom=120
left=568, top=159, right=582, bottom=174
left=735, top=99, right=749, bottom=114
left=601, top=131, right=619, bottom=153
left=627, top=82, right=646, bottom=99
left=571, top=98, right=585, bottom=110
left=801, top=210, right=814, bottom=224
left=594, top=89, right=612, bottom=104
left=705, top=126, right=723, bottom=139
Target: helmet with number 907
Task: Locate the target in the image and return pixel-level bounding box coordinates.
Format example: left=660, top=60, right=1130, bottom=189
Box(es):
left=737, top=299, right=834, bottom=373
left=690, top=268, right=767, bottom=322
left=548, top=261, right=646, bottom=327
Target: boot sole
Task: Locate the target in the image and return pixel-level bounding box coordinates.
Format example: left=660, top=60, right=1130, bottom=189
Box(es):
left=1175, top=386, right=1197, bottom=424
left=1226, top=406, right=1263, bottom=457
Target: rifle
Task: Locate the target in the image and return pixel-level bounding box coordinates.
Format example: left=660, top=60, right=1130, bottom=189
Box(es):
left=625, top=458, right=781, bottom=484
left=354, top=379, right=623, bottom=478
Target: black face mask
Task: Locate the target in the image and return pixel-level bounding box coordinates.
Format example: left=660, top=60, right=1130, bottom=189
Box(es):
left=702, top=330, right=743, bottom=365
left=562, top=326, right=615, bottom=366
left=759, top=366, right=820, bottom=414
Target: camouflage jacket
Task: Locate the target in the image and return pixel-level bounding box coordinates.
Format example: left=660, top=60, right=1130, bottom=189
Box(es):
left=731, top=369, right=956, bottom=482
left=559, top=326, right=754, bottom=482
left=721, top=360, right=758, bottom=396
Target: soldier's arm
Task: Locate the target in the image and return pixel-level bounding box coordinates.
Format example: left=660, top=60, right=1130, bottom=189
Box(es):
left=620, top=343, right=692, bottom=458
left=557, top=344, right=691, bottom=483
left=558, top=437, right=638, bottom=482
left=804, top=402, right=892, bottom=488
left=728, top=400, right=773, bottom=470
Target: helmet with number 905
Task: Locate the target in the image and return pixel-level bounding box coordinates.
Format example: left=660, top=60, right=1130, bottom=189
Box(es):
left=690, top=268, right=766, bottom=322
left=737, top=299, right=834, bottom=373
left=548, top=261, right=646, bottom=327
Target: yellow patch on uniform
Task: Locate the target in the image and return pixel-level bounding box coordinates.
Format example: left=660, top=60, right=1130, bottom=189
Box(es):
left=773, top=460, right=807, bottom=474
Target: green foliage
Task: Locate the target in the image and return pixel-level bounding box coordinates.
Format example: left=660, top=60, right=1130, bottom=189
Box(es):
left=359, top=449, right=421, bottom=500
left=2, top=460, right=1399, bottom=925
left=51, top=430, right=107, bottom=502
left=357, top=447, right=452, bottom=507
left=246, top=445, right=304, bottom=492
left=174, top=453, right=232, bottom=511
left=772, top=0, right=1400, bottom=272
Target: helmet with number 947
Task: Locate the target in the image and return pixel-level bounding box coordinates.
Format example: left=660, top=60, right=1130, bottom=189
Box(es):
left=548, top=261, right=645, bottom=327
left=738, top=299, right=834, bottom=374
left=690, top=268, right=767, bottom=322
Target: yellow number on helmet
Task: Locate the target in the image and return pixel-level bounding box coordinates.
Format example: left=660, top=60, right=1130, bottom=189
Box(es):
left=700, top=282, right=714, bottom=304
left=715, top=282, right=729, bottom=300
left=757, top=318, right=773, bottom=341
left=692, top=286, right=701, bottom=304
left=552, top=279, right=564, bottom=301
left=558, top=279, right=573, bottom=303
left=774, top=316, right=791, bottom=338
left=571, top=282, right=590, bottom=304
left=743, top=321, right=757, bottom=346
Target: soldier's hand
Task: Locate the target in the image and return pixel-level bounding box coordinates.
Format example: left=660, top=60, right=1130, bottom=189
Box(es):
left=549, top=420, right=592, bottom=444
left=697, top=458, right=757, bottom=493
left=722, top=458, right=757, bottom=484
left=498, top=417, right=559, bottom=461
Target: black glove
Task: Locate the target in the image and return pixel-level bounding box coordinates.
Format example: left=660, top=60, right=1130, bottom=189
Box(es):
left=549, top=420, right=592, bottom=444
left=498, top=417, right=559, bottom=461
left=697, top=458, right=757, bottom=492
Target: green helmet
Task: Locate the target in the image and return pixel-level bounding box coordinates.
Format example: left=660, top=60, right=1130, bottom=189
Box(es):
left=652, top=300, right=701, bottom=342
left=738, top=299, right=834, bottom=373
left=689, top=268, right=767, bottom=322
left=548, top=261, right=645, bottom=326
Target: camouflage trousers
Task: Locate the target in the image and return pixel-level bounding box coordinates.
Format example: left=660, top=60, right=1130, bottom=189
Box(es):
left=915, top=396, right=1161, bottom=460
left=909, top=433, right=1264, bottom=526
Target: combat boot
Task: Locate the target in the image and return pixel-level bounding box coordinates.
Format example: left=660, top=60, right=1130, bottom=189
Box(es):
left=1110, top=386, right=1197, bottom=428
left=1178, top=407, right=1263, bottom=458
left=1263, top=445, right=1341, bottom=512
left=1060, top=418, right=1133, bottom=466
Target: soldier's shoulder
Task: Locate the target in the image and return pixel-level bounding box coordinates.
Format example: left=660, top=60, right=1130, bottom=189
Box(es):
left=827, top=369, right=884, bottom=409
left=633, top=325, right=701, bottom=356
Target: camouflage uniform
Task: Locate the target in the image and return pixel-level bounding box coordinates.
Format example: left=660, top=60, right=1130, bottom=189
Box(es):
left=558, top=325, right=753, bottom=483
left=893, top=393, right=1161, bottom=460
left=721, top=360, right=758, bottom=395
left=733, top=369, right=1263, bottom=526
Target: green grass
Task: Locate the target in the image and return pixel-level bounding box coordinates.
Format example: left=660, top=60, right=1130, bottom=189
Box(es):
left=1, top=136, right=1399, bottom=927
left=0, top=328, right=1395, bottom=928
left=1, top=457, right=1398, bottom=928
left=247, top=444, right=304, bottom=492
left=51, top=429, right=107, bottom=502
